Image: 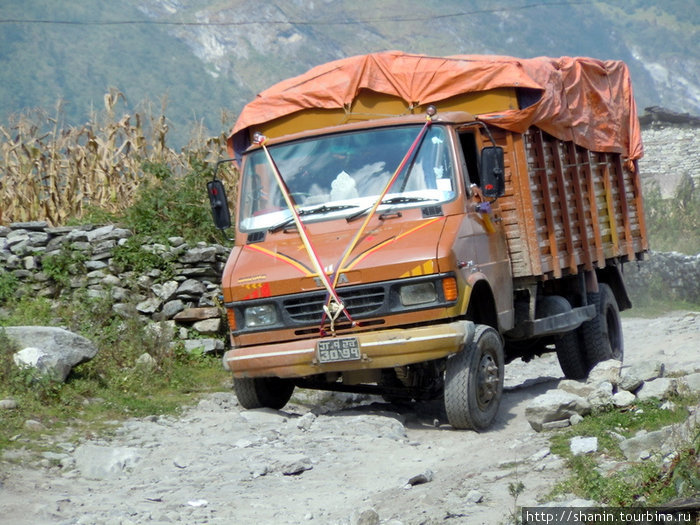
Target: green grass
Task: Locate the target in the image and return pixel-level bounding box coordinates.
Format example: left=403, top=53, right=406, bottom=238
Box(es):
left=0, top=290, right=231, bottom=455
left=547, top=396, right=699, bottom=506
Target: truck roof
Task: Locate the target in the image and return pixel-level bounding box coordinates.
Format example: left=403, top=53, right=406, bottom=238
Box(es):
left=228, top=51, right=643, bottom=163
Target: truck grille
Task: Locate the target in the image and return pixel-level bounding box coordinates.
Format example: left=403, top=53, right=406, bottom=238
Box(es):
left=283, top=286, right=386, bottom=323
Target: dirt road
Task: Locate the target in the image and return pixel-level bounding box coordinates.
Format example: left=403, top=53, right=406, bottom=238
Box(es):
left=1, top=312, right=698, bottom=525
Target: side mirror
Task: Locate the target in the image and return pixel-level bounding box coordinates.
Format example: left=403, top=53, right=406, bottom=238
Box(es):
left=207, top=179, right=231, bottom=230
left=480, top=146, right=505, bottom=199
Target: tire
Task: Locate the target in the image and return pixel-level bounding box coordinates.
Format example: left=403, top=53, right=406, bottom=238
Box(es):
left=233, top=376, right=295, bottom=410
left=554, top=330, right=589, bottom=379
left=579, top=283, right=624, bottom=368
left=444, top=325, right=504, bottom=431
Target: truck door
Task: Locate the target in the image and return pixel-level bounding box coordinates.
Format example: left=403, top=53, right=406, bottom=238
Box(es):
left=455, top=129, right=514, bottom=331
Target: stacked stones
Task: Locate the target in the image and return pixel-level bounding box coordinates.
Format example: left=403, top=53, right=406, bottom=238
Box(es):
left=638, top=118, right=700, bottom=198
left=623, top=251, right=700, bottom=304
left=0, top=221, right=229, bottom=349
left=525, top=359, right=700, bottom=433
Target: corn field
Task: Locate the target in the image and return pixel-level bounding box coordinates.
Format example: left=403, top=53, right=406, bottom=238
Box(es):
left=0, top=90, right=232, bottom=226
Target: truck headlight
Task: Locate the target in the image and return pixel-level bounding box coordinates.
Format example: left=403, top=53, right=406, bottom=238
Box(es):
left=244, top=304, right=277, bottom=327
left=399, top=282, right=437, bottom=306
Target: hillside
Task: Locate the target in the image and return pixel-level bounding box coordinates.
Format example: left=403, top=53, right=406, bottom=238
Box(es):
left=0, top=0, right=698, bottom=147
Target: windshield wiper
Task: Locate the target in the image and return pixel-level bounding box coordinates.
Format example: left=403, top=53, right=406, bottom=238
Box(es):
left=269, top=204, right=359, bottom=233
left=346, top=196, right=438, bottom=222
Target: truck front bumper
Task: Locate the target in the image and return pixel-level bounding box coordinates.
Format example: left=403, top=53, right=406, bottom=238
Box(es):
left=223, top=320, right=475, bottom=378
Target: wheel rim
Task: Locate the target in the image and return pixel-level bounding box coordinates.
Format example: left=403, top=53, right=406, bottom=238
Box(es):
left=477, top=352, right=500, bottom=410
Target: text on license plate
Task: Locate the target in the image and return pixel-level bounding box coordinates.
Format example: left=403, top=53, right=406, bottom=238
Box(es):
left=316, top=337, right=361, bottom=363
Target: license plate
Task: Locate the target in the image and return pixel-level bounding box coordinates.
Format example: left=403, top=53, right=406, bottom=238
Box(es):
left=316, top=337, right=361, bottom=363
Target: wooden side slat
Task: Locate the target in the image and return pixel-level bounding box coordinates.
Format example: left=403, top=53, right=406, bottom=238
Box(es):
left=531, top=129, right=561, bottom=278
left=600, top=160, right=620, bottom=256
left=582, top=149, right=606, bottom=268
left=614, top=154, right=636, bottom=261
left=567, top=142, right=592, bottom=271
left=550, top=138, right=577, bottom=274
left=508, top=131, right=541, bottom=276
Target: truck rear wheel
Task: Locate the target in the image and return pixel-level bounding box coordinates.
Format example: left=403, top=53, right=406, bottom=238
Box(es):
left=444, top=325, right=504, bottom=431
left=554, top=330, right=588, bottom=380
left=233, top=376, right=295, bottom=410
left=579, top=283, right=623, bottom=367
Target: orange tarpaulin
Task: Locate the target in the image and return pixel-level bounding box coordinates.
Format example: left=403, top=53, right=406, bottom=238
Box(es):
left=228, top=51, right=642, bottom=162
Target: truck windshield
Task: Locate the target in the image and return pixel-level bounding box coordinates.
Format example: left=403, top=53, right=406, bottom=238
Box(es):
left=239, top=125, right=456, bottom=231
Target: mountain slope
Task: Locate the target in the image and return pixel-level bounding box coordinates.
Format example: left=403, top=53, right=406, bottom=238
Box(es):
left=0, top=0, right=697, bottom=147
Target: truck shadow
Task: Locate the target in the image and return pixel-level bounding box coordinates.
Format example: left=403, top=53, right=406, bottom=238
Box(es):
left=317, top=372, right=562, bottom=433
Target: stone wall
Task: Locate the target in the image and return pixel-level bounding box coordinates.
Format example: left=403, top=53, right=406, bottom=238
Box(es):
left=1, top=222, right=229, bottom=352
left=623, top=251, right=700, bottom=305
left=3, top=222, right=698, bottom=338
left=638, top=125, right=700, bottom=198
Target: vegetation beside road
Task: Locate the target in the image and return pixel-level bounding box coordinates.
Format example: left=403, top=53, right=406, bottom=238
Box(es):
left=547, top=396, right=699, bottom=506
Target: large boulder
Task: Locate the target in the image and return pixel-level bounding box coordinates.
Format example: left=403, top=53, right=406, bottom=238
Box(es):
left=525, top=390, right=591, bottom=432
left=6, top=326, right=98, bottom=381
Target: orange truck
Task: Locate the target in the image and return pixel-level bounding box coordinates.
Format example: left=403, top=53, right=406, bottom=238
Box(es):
left=208, top=52, right=648, bottom=430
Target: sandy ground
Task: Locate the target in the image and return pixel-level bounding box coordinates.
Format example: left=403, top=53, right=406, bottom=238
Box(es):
left=0, top=311, right=698, bottom=525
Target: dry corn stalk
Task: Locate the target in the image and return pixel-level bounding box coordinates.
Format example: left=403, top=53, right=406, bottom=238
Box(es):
left=0, top=90, right=232, bottom=226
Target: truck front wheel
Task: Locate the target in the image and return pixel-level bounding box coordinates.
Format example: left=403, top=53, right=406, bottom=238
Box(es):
left=444, top=325, right=504, bottom=431
left=579, top=283, right=623, bottom=367
left=234, top=376, right=295, bottom=410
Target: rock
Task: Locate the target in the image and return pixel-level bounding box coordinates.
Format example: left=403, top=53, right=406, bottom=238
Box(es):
left=636, top=377, right=677, bottom=401
left=176, top=279, right=207, bottom=297
left=569, top=413, right=584, bottom=426
left=570, top=436, right=598, bottom=455
left=541, top=420, right=570, bottom=430
left=279, top=454, right=313, bottom=476
left=24, top=419, right=46, bottom=431
left=356, top=509, right=380, bottom=525
left=193, top=318, right=221, bottom=335
left=181, top=338, right=224, bottom=354
left=174, top=307, right=220, bottom=322
left=529, top=448, right=551, bottom=462
left=85, top=225, right=114, bottom=242
left=7, top=327, right=98, bottom=382
left=136, top=297, right=162, bottom=314
left=678, top=372, right=700, bottom=395
left=10, top=221, right=48, bottom=231
left=0, top=399, right=18, bottom=410
left=619, top=427, right=674, bottom=460
left=181, top=246, right=218, bottom=264
left=153, top=281, right=179, bottom=302
left=135, top=353, right=157, bottom=369
left=465, top=489, right=483, bottom=504
left=659, top=400, right=676, bottom=411
left=558, top=379, right=595, bottom=398
left=586, top=359, right=622, bottom=386
left=587, top=381, right=614, bottom=409
left=161, top=299, right=186, bottom=319
left=525, top=390, right=591, bottom=432
left=612, top=390, right=636, bottom=407
left=73, top=444, right=143, bottom=480
left=408, top=469, right=434, bottom=486
left=618, top=371, right=644, bottom=393
left=296, top=412, right=317, bottom=431
left=621, top=362, right=665, bottom=393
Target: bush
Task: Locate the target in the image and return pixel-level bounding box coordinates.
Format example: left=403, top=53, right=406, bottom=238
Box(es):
left=119, top=156, right=234, bottom=244
left=0, top=271, right=19, bottom=305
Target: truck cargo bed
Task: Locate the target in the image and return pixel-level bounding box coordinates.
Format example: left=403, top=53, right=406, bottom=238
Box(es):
left=495, top=127, right=648, bottom=280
